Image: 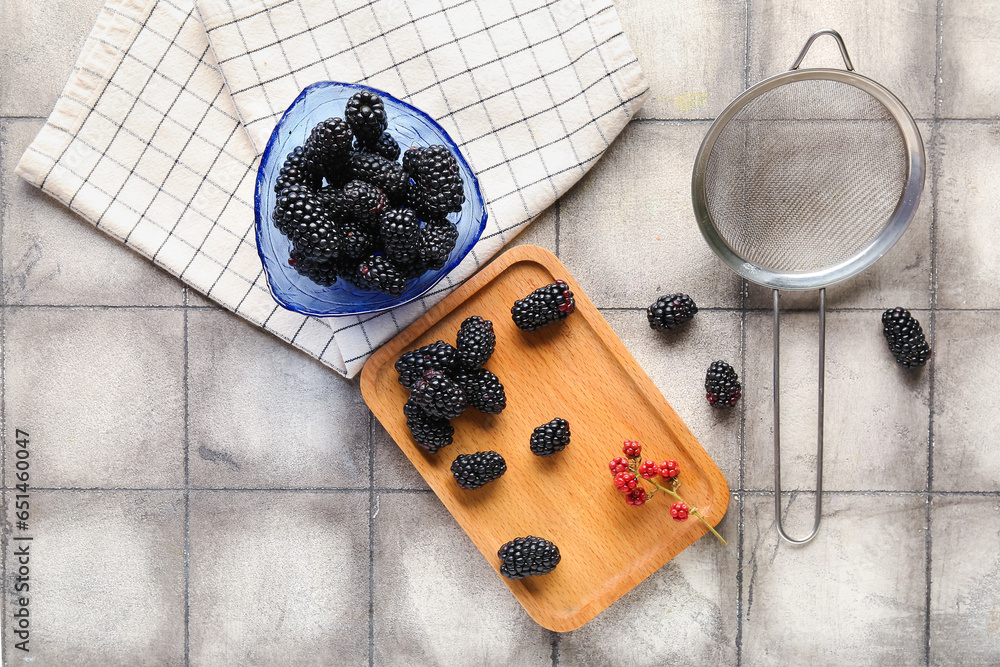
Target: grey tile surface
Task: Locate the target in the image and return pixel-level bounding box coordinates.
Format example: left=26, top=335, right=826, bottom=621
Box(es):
left=616, top=0, right=746, bottom=120
left=2, top=120, right=186, bottom=306
left=744, top=310, right=929, bottom=491
left=372, top=493, right=552, bottom=666
left=4, top=491, right=186, bottom=665
left=749, top=0, right=937, bottom=119
left=940, top=0, right=1000, bottom=118
left=559, top=502, right=739, bottom=665
left=188, top=491, right=369, bottom=666
left=187, top=309, right=369, bottom=489
left=5, top=308, right=186, bottom=488
left=933, top=310, right=1000, bottom=491
left=604, top=309, right=742, bottom=486
left=0, top=0, right=106, bottom=117
left=373, top=420, right=430, bottom=491
left=560, top=122, right=742, bottom=309
left=935, top=122, right=1000, bottom=309
left=930, top=496, right=1000, bottom=665
left=741, top=493, right=927, bottom=666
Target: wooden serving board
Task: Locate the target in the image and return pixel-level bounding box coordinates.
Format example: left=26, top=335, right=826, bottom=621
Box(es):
left=361, top=245, right=730, bottom=631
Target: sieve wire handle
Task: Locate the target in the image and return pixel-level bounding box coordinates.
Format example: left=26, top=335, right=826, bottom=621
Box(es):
left=773, top=288, right=825, bottom=544
left=790, top=28, right=854, bottom=71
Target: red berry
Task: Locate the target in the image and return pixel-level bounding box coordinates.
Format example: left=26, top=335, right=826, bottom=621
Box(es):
left=613, top=471, right=637, bottom=493
left=608, top=457, right=629, bottom=475
left=626, top=487, right=647, bottom=507
left=622, top=439, right=642, bottom=458
left=670, top=502, right=689, bottom=521
left=638, top=460, right=658, bottom=479
left=659, top=460, right=680, bottom=479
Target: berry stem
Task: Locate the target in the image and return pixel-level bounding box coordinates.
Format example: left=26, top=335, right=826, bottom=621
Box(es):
left=648, top=480, right=727, bottom=545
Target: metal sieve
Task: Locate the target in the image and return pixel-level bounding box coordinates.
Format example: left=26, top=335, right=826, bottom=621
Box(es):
left=692, top=29, right=926, bottom=543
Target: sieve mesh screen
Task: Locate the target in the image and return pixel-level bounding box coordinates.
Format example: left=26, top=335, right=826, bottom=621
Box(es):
left=704, top=78, right=907, bottom=273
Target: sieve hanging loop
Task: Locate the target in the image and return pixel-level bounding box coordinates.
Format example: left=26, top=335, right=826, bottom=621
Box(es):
left=692, top=29, right=925, bottom=543
left=790, top=28, right=854, bottom=71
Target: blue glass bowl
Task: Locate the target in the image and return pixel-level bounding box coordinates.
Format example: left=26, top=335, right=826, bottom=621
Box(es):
left=254, top=82, right=487, bottom=317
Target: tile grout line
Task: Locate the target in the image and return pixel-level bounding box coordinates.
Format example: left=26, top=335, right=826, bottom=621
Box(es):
left=368, top=412, right=376, bottom=667
left=736, top=3, right=751, bottom=662
left=183, top=304, right=191, bottom=667
left=925, top=0, right=945, bottom=662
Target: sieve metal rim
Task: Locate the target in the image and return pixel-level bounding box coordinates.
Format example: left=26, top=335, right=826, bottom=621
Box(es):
left=691, top=68, right=926, bottom=290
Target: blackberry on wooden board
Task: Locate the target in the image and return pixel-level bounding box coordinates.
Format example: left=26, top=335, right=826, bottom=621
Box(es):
left=395, top=341, right=458, bottom=389
left=497, top=536, right=561, bottom=579
left=452, top=367, right=506, bottom=414
left=511, top=281, right=575, bottom=332
left=451, top=451, right=507, bottom=489
left=410, top=369, right=467, bottom=420
left=403, top=398, right=453, bottom=453
left=881, top=307, right=932, bottom=367
left=455, top=316, right=495, bottom=368
left=530, top=418, right=570, bottom=457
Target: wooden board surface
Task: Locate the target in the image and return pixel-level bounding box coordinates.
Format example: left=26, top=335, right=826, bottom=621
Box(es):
left=361, top=245, right=730, bottom=632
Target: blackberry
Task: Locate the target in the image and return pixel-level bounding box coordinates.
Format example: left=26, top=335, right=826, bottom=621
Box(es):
left=273, top=184, right=324, bottom=239
left=274, top=146, right=321, bottom=193
left=357, top=253, right=407, bottom=295
left=497, top=536, right=561, bottom=579
left=365, top=131, right=400, bottom=161
left=452, top=367, right=506, bottom=414
left=379, top=208, right=421, bottom=266
left=337, top=218, right=374, bottom=259
left=286, top=204, right=338, bottom=260
left=410, top=369, right=467, bottom=420
left=882, top=307, right=932, bottom=367
left=455, top=316, right=496, bottom=368
left=348, top=152, right=408, bottom=203
left=395, top=340, right=458, bottom=389
left=403, top=145, right=465, bottom=217
left=304, top=117, right=354, bottom=184
left=345, top=90, right=388, bottom=146
left=530, top=418, right=570, bottom=457
left=288, top=252, right=338, bottom=286
left=417, top=218, right=459, bottom=271
left=340, top=179, right=387, bottom=224
left=705, top=360, right=741, bottom=409
left=451, top=451, right=507, bottom=490
left=647, top=293, right=698, bottom=330
left=511, top=281, right=575, bottom=332
left=403, top=398, right=453, bottom=453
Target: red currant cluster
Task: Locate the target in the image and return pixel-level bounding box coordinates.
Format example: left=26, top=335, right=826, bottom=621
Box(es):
left=608, top=439, right=726, bottom=545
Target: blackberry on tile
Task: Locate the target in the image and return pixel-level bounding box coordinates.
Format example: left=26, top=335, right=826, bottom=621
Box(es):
left=451, top=451, right=507, bottom=490
left=274, top=146, right=321, bottom=193
left=417, top=218, right=459, bottom=271
left=452, top=367, right=506, bottom=414
left=705, top=360, right=741, bottom=409
left=345, top=90, right=388, bottom=146
left=455, top=316, right=495, bottom=368
left=410, top=369, right=467, bottom=419
left=403, top=398, right=454, bottom=453
left=395, top=340, right=458, bottom=388
left=529, top=417, right=570, bottom=457
left=497, top=536, right=561, bottom=579
left=511, top=280, right=575, bottom=332
left=357, top=253, right=407, bottom=295
left=288, top=252, right=338, bottom=286
left=882, top=307, right=932, bottom=367
left=647, top=293, right=698, bottom=330
left=403, top=145, right=465, bottom=217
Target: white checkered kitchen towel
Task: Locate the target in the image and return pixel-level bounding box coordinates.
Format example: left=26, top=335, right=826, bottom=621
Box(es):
left=16, top=0, right=648, bottom=377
